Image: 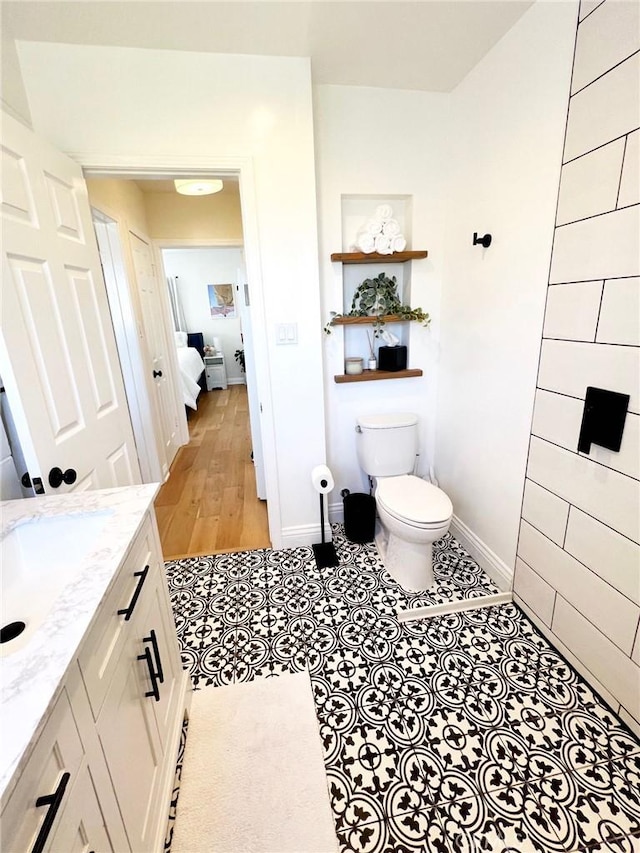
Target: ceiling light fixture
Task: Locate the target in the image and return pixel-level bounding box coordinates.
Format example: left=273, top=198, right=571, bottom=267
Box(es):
left=174, top=178, right=223, bottom=196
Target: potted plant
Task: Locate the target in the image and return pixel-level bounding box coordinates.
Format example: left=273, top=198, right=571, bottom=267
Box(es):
left=324, top=272, right=430, bottom=334
left=234, top=348, right=246, bottom=372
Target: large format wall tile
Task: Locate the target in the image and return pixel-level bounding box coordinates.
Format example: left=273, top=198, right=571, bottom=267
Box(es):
left=532, top=388, right=582, bottom=448
left=578, top=0, right=605, bottom=21
left=564, top=506, right=640, bottom=604
left=543, top=280, right=603, bottom=340
left=521, top=476, right=570, bottom=544
left=572, top=0, right=640, bottom=94
left=619, top=129, right=639, bottom=208
left=564, top=52, right=640, bottom=161
left=596, top=276, right=640, bottom=345
left=552, top=595, right=640, bottom=715
left=518, top=519, right=639, bottom=653
left=527, top=436, right=640, bottom=543
left=556, top=139, right=624, bottom=225
left=550, top=204, right=640, bottom=283
left=513, top=556, right=555, bottom=625
left=538, top=338, right=639, bottom=413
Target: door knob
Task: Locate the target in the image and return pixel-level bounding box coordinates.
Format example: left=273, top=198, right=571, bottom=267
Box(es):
left=48, top=467, right=78, bottom=488
left=153, top=369, right=163, bottom=378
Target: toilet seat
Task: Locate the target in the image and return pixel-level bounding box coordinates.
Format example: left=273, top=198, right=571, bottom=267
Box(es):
left=376, top=475, right=453, bottom=528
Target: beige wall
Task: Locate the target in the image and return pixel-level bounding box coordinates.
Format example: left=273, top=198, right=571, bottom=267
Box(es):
left=86, top=178, right=150, bottom=236
left=144, top=184, right=243, bottom=242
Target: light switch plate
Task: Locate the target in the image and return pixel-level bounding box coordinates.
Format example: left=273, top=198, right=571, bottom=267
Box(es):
left=275, top=323, right=298, bottom=345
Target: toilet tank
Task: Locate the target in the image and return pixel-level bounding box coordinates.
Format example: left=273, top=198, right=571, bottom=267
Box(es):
left=356, top=413, right=419, bottom=476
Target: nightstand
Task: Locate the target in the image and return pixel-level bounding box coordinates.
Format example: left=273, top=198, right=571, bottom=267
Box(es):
left=204, top=354, right=228, bottom=390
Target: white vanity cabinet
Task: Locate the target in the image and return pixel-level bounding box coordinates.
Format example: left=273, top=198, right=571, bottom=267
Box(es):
left=0, top=504, right=189, bottom=853
left=89, top=534, right=184, bottom=852
left=0, top=690, right=97, bottom=853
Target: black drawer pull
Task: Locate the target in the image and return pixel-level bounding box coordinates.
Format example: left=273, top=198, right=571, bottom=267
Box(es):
left=137, top=644, right=160, bottom=702
left=118, top=565, right=149, bottom=621
left=32, top=772, right=70, bottom=853
left=147, top=629, right=164, bottom=685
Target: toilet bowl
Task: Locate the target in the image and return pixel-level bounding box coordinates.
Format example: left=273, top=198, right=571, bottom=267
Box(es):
left=374, top=474, right=453, bottom=591
left=355, top=412, right=453, bottom=591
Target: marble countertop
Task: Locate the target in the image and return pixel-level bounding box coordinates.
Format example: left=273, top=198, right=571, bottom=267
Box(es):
left=0, top=484, right=160, bottom=800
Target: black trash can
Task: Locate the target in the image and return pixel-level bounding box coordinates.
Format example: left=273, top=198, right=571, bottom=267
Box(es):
left=343, top=491, right=376, bottom=544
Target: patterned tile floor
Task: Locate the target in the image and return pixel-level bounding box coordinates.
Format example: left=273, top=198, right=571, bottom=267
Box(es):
left=165, top=527, right=640, bottom=853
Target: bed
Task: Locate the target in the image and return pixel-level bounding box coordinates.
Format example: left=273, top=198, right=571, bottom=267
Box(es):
left=175, top=331, right=205, bottom=410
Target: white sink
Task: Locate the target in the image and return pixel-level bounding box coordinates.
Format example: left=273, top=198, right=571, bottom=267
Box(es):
left=1, top=511, right=112, bottom=655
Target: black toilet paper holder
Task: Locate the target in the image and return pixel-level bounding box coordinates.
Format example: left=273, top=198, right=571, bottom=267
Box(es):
left=577, top=387, right=629, bottom=455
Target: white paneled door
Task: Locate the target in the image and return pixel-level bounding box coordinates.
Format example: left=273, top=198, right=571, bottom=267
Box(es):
left=0, top=111, right=140, bottom=494
left=129, top=232, right=179, bottom=476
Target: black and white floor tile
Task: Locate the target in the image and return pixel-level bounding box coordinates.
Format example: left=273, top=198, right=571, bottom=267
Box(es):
left=165, top=526, right=640, bottom=853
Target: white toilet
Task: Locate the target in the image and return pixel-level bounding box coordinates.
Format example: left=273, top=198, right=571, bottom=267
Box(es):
left=355, top=412, right=453, bottom=591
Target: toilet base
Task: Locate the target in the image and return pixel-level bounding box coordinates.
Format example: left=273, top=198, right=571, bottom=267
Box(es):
left=375, top=523, right=434, bottom=591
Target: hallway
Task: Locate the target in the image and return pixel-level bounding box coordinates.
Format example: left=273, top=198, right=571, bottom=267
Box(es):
left=154, top=384, right=270, bottom=558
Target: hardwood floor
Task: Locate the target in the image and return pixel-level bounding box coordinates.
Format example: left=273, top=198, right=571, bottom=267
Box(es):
left=154, top=384, right=270, bottom=559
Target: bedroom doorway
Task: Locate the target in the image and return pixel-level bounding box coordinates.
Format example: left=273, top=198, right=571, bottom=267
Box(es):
left=88, top=170, right=272, bottom=556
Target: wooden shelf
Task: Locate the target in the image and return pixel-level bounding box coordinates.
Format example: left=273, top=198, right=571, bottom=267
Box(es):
left=334, top=368, right=423, bottom=383
left=330, top=250, right=428, bottom=264
left=330, top=314, right=409, bottom=326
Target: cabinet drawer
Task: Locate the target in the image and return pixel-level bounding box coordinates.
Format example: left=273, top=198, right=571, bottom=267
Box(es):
left=1, top=690, right=84, bottom=853
left=78, top=515, right=154, bottom=719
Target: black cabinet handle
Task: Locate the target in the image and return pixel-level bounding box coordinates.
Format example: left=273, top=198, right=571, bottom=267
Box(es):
left=137, top=645, right=160, bottom=702
left=153, top=369, right=163, bottom=378
left=147, top=629, right=164, bottom=685
left=117, top=565, right=149, bottom=621
left=32, top=772, right=70, bottom=853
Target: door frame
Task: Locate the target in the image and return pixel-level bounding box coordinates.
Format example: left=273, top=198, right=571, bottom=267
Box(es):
left=81, top=155, right=281, bottom=547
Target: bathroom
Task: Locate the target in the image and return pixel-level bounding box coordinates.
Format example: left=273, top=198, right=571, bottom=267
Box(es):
left=1, top=0, right=638, bottom=850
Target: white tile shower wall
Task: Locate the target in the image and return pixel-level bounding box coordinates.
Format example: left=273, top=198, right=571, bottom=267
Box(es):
left=515, top=0, right=640, bottom=729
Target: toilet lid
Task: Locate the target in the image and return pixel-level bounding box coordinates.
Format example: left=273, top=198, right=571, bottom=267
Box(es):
left=377, top=476, right=453, bottom=526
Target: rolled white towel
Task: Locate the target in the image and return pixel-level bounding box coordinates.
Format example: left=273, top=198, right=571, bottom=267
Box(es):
left=365, top=218, right=383, bottom=236
left=375, top=203, right=394, bottom=221
left=374, top=233, right=393, bottom=255
left=382, top=218, right=400, bottom=237
left=391, top=234, right=407, bottom=253
left=355, top=231, right=376, bottom=254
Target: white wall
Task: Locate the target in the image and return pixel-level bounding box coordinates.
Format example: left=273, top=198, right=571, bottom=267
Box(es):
left=514, top=0, right=640, bottom=735
left=162, top=248, right=245, bottom=385
left=15, top=43, right=326, bottom=546
left=314, top=85, right=450, bottom=512
left=435, top=1, right=577, bottom=579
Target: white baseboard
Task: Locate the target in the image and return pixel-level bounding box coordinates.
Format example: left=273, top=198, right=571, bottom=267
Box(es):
left=450, top=515, right=513, bottom=592
left=227, top=377, right=246, bottom=386
left=280, top=522, right=332, bottom=549
left=328, top=500, right=344, bottom=524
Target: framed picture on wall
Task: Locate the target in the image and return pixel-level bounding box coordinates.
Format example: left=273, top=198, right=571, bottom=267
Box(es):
left=208, top=283, right=235, bottom=318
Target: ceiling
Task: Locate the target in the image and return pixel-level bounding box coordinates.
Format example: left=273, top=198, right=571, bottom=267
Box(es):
left=3, top=0, right=534, bottom=93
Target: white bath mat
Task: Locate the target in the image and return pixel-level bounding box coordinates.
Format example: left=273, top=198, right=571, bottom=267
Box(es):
left=170, top=671, right=338, bottom=853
